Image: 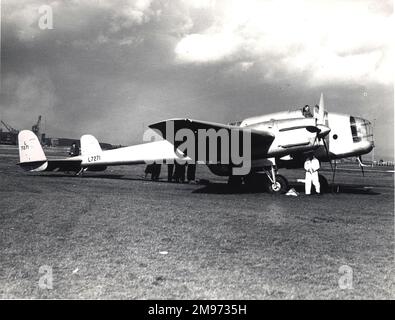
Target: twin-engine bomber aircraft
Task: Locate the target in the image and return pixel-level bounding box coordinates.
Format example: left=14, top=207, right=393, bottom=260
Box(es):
left=17, top=94, right=374, bottom=193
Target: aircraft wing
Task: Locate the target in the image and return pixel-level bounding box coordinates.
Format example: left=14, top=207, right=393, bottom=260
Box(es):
left=149, top=118, right=275, bottom=159
left=17, top=158, right=83, bottom=172
left=150, top=118, right=270, bottom=135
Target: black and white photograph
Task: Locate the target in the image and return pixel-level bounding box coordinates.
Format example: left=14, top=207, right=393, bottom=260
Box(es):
left=0, top=0, right=393, bottom=304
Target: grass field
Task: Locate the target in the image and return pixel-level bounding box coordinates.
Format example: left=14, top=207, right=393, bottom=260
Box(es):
left=0, top=145, right=393, bottom=299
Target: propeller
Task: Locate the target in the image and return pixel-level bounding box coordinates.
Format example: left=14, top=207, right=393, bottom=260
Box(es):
left=312, top=93, right=331, bottom=151
left=313, top=93, right=337, bottom=190
left=311, top=94, right=330, bottom=146
left=315, top=93, right=325, bottom=125
left=322, top=136, right=336, bottom=189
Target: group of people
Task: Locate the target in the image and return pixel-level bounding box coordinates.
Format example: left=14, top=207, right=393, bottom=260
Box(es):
left=144, top=163, right=162, bottom=181
left=144, top=162, right=196, bottom=183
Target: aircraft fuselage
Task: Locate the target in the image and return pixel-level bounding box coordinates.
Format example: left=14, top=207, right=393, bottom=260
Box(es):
left=241, top=109, right=374, bottom=164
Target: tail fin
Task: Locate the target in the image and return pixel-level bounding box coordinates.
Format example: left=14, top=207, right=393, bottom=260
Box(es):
left=18, top=130, right=48, bottom=171
left=80, top=134, right=102, bottom=156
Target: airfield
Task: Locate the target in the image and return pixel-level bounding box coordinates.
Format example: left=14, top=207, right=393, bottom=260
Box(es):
left=0, top=145, right=393, bottom=299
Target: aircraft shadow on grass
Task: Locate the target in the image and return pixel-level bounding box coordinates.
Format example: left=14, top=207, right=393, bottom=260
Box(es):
left=192, top=182, right=381, bottom=196
left=32, top=173, right=381, bottom=196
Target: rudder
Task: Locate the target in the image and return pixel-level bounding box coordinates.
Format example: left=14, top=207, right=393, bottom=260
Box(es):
left=18, top=130, right=48, bottom=171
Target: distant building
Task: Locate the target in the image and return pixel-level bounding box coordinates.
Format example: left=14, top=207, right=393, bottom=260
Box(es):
left=0, top=129, right=18, bottom=145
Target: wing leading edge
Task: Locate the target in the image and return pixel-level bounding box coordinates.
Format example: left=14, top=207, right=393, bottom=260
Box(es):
left=149, top=118, right=275, bottom=160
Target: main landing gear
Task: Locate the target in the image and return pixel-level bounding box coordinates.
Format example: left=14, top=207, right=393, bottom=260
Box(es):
left=76, top=167, right=87, bottom=176
left=262, top=164, right=288, bottom=194
left=227, top=159, right=289, bottom=194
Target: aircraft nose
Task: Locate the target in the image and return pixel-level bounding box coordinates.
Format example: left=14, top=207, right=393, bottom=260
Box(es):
left=348, top=116, right=375, bottom=156
left=317, top=124, right=331, bottom=138
left=350, top=116, right=374, bottom=143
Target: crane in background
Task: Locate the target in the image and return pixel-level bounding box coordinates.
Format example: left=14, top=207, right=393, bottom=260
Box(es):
left=1, top=116, right=46, bottom=145
left=0, top=120, right=19, bottom=145
left=32, top=115, right=42, bottom=142
left=1, top=120, right=19, bottom=134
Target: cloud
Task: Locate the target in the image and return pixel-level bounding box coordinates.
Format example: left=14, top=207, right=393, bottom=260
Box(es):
left=1, top=69, right=57, bottom=129
left=175, top=32, right=242, bottom=63
left=174, top=0, right=393, bottom=86
left=4, top=0, right=157, bottom=45
left=1, top=0, right=393, bottom=159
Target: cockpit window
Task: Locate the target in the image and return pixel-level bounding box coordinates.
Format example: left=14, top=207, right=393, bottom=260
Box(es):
left=350, top=116, right=373, bottom=143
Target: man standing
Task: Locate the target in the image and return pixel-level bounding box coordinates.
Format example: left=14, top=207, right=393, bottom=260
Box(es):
left=69, top=142, right=80, bottom=157
left=186, top=163, right=196, bottom=183
left=144, top=164, right=153, bottom=179
left=173, top=162, right=186, bottom=183
left=151, top=163, right=161, bottom=181
left=304, top=154, right=321, bottom=195
left=167, top=163, right=174, bottom=182
left=302, top=105, right=313, bottom=118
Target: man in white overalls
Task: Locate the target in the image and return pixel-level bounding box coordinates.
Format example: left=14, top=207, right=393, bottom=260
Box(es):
left=304, top=154, right=321, bottom=195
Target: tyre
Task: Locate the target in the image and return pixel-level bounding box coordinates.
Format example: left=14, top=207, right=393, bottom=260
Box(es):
left=267, top=174, right=288, bottom=194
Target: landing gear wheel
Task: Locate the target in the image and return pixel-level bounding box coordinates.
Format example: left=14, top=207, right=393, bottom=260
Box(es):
left=267, top=175, right=288, bottom=194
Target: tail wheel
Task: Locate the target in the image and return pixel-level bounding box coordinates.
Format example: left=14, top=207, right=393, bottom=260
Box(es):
left=267, top=175, right=288, bottom=194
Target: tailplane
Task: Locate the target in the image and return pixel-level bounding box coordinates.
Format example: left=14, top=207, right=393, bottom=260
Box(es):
left=18, top=130, right=48, bottom=171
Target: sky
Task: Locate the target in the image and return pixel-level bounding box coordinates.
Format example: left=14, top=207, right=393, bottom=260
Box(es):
left=1, top=0, right=393, bottom=159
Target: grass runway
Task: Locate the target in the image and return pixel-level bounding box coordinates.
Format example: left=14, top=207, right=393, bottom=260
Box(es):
left=0, top=146, right=393, bottom=299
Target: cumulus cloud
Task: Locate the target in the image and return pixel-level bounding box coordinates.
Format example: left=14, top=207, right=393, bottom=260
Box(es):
left=4, top=0, right=157, bottom=45
left=174, top=0, right=393, bottom=86
left=175, top=32, right=242, bottom=63
left=1, top=0, right=393, bottom=158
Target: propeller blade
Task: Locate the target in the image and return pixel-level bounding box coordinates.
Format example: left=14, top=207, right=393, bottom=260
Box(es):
left=323, top=138, right=333, bottom=173
left=315, top=93, right=325, bottom=125
left=323, top=138, right=337, bottom=192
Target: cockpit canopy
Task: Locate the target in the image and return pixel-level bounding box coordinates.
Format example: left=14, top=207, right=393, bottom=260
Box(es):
left=350, top=116, right=373, bottom=143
